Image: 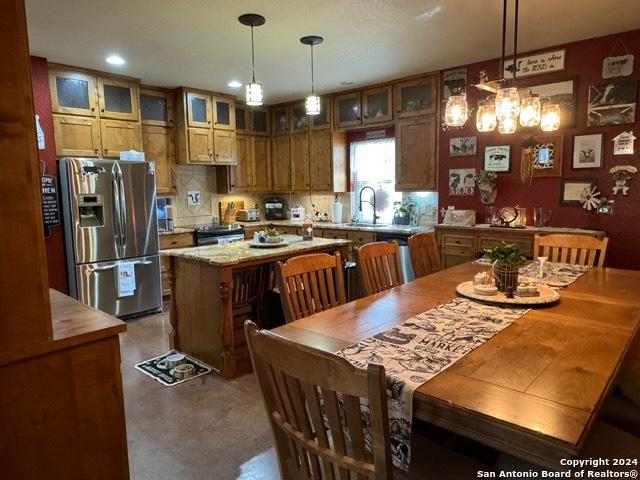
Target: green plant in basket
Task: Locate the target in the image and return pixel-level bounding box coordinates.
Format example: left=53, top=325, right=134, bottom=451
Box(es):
left=265, top=226, right=281, bottom=237
left=484, top=243, right=526, bottom=267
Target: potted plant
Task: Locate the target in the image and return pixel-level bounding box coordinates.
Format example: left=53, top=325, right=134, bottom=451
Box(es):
left=264, top=226, right=282, bottom=243
left=476, top=170, right=498, bottom=205
left=484, top=243, right=526, bottom=292
left=392, top=199, right=416, bottom=226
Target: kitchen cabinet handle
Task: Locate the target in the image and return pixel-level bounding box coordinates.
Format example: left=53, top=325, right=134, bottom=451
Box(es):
left=207, top=121, right=211, bottom=124
left=101, top=108, right=105, bottom=112
left=94, top=148, right=99, bottom=154
left=91, top=107, right=95, bottom=112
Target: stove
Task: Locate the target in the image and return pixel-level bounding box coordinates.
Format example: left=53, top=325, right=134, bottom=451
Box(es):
left=190, top=223, right=245, bottom=246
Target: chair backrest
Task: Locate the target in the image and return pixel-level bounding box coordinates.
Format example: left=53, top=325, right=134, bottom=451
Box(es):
left=533, top=234, right=610, bottom=267
left=275, top=253, right=346, bottom=323
left=356, top=241, right=404, bottom=296
left=245, top=321, right=393, bottom=480
left=407, top=232, right=441, bottom=278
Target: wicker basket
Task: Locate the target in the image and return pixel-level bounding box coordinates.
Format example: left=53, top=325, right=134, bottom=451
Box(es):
left=492, top=261, right=519, bottom=293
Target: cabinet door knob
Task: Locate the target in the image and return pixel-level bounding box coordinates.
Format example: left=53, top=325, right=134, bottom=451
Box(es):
left=94, top=148, right=99, bottom=153
left=91, top=107, right=95, bottom=112
left=101, top=108, right=105, bottom=112
left=207, top=121, right=211, bottom=124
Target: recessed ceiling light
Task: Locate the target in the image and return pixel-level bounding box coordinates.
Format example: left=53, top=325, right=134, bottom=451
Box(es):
left=227, top=80, right=242, bottom=88
left=341, top=81, right=354, bottom=85
left=106, top=54, right=125, bottom=66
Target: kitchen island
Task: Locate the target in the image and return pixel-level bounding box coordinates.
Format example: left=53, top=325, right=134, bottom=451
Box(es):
left=162, top=236, right=351, bottom=379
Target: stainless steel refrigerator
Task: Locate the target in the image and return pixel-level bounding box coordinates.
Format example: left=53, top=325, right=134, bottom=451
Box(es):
left=60, top=157, right=162, bottom=318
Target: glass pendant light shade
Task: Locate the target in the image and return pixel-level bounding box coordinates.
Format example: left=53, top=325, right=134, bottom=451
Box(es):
left=444, top=93, right=468, bottom=127
left=495, top=87, right=520, bottom=122
left=498, top=112, right=518, bottom=134
left=540, top=103, right=561, bottom=131
left=305, top=94, right=321, bottom=115
left=476, top=101, right=497, bottom=132
left=519, top=94, right=541, bottom=127
left=245, top=82, right=263, bottom=106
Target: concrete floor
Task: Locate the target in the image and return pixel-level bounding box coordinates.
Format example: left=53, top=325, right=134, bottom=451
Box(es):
left=119, top=309, right=499, bottom=479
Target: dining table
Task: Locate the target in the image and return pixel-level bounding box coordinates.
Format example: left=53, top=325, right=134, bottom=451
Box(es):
left=271, top=261, right=640, bottom=469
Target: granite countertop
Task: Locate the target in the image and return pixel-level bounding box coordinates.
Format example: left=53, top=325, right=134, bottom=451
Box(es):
left=436, top=223, right=606, bottom=237
left=159, top=227, right=195, bottom=236
left=161, top=235, right=351, bottom=266
left=236, top=220, right=435, bottom=235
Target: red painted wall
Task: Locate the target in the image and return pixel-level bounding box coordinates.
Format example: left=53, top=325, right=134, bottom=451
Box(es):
left=31, top=56, right=68, bottom=293
left=438, top=30, right=640, bottom=270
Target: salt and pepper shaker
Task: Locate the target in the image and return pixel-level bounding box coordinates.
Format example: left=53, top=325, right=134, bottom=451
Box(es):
left=537, top=256, right=547, bottom=279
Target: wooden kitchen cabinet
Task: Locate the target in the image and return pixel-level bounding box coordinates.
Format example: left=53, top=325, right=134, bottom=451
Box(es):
left=290, top=102, right=309, bottom=133
left=310, top=96, right=331, bottom=130
left=160, top=232, right=195, bottom=298
left=52, top=115, right=101, bottom=157
left=100, top=119, right=141, bottom=158
left=290, top=132, right=310, bottom=191
left=212, top=96, right=235, bottom=130
left=309, top=129, right=333, bottom=191
left=142, top=125, right=174, bottom=194
left=395, top=115, right=436, bottom=191
left=272, top=135, right=292, bottom=192
left=140, top=88, right=173, bottom=127
left=334, top=91, right=362, bottom=129
left=235, top=104, right=249, bottom=133
left=49, top=68, right=99, bottom=117
left=186, top=91, right=212, bottom=128
left=394, top=75, right=437, bottom=118
left=213, top=130, right=236, bottom=165
left=229, top=134, right=253, bottom=192
left=187, top=128, right=214, bottom=164
left=251, top=107, right=270, bottom=136
left=98, top=77, right=139, bottom=122
left=252, top=135, right=272, bottom=192
left=363, top=85, right=392, bottom=124
left=272, top=107, right=289, bottom=136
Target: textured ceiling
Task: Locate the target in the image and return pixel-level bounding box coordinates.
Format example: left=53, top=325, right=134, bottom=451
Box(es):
left=25, top=0, right=640, bottom=103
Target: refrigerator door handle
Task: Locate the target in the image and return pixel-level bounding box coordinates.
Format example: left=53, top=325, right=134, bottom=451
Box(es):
left=87, top=259, right=154, bottom=272
left=118, top=168, right=128, bottom=248
left=112, top=175, right=122, bottom=254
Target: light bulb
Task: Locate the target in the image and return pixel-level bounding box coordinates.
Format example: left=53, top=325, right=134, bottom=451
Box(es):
left=498, top=112, right=518, bottom=134
left=519, top=94, right=541, bottom=127
left=476, top=102, right=497, bottom=132
left=495, top=87, right=520, bottom=122
left=540, top=104, right=561, bottom=131
left=305, top=95, right=321, bottom=115
left=444, top=93, right=468, bottom=127
left=245, top=82, right=263, bottom=106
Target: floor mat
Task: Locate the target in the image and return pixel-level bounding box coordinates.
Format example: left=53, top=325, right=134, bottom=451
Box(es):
left=134, top=350, right=212, bottom=386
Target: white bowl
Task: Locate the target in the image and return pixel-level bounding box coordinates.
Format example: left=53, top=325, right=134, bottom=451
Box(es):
left=265, top=235, right=282, bottom=243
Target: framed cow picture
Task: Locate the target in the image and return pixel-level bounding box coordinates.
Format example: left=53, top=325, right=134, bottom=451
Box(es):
left=484, top=145, right=511, bottom=172
left=448, top=168, right=476, bottom=196
left=449, top=136, right=477, bottom=157
left=587, top=80, right=638, bottom=126
left=572, top=134, right=603, bottom=169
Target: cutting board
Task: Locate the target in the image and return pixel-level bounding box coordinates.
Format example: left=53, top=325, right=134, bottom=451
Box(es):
left=218, top=200, right=245, bottom=224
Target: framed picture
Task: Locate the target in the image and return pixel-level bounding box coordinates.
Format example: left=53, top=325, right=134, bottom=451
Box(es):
left=442, top=68, right=467, bottom=101
left=523, top=77, right=577, bottom=128
left=448, top=168, right=476, bottom=196
left=587, top=80, right=638, bottom=126
left=503, top=48, right=565, bottom=79
left=572, top=134, right=603, bottom=169
left=450, top=136, right=477, bottom=157
left=484, top=145, right=510, bottom=172
left=560, top=179, right=596, bottom=206
left=602, top=54, right=634, bottom=79
left=532, top=135, right=563, bottom=177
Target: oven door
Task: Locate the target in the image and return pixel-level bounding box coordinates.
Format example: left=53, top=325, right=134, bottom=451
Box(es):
left=197, top=234, right=245, bottom=246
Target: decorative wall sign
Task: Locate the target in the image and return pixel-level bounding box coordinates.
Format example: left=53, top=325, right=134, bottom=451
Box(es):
left=524, top=77, right=577, bottom=128
left=449, top=168, right=476, bottom=196
left=580, top=185, right=602, bottom=211
left=35, top=114, right=45, bottom=150
left=612, top=131, right=636, bottom=155
left=484, top=146, right=511, bottom=172
left=572, top=134, right=603, bottom=169
left=587, top=80, right=638, bottom=126
left=602, top=54, right=634, bottom=79
left=503, top=49, right=565, bottom=79
left=41, top=173, right=60, bottom=238
left=532, top=135, right=563, bottom=178
left=597, top=197, right=615, bottom=214
left=449, top=136, right=477, bottom=157
left=609, top=165, right=637, bottom=196
left=560, top=179, right=596, bottom=206
left=187, top=190, right=201, bottom=206
left=442, top=68, right=467, bottom=101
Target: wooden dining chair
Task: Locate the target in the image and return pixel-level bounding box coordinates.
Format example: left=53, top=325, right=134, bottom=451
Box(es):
left=407, top=232, right=441, bottom=278
left=533, top=234, right=610, bottom=267
left=275, top=252, right=347, bottom=323
left=245, top=320, right=394, bottom=479
left=356, top=241, right=404, bottom=296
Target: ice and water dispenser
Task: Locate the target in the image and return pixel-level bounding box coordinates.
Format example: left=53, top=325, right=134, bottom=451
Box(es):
left=77, top=194, right=104, bottom=227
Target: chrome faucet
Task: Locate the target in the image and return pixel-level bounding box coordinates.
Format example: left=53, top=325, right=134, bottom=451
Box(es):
left=358, top=186, right=379, bottom=225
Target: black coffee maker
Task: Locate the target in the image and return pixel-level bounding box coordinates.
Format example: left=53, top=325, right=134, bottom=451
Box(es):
left=264, top=197, right=285, bottom=220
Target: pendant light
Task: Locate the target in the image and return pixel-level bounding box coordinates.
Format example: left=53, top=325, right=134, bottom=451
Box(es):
left=540, top=103, right=561, bottom=131
left=476, top=100, right=497, bottom=132
left=519, top=93, right=541, bottom=127
left=239, top=14, right=265, bottom=106
left=300, top=36, right=323, bottom=115
left=444, top=93, right=468, bottom=127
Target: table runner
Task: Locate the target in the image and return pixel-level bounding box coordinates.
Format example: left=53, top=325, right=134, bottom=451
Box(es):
left=337, top=262, right=590, bottom=471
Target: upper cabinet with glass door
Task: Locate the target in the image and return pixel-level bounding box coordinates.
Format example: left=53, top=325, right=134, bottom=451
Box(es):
left=272, top=107, right=289, bottom=136
left=289, top=103, right=309, bottom=133
left=334, top=92, right=361, bottom=129
left=393, top=75, right=438, bottom=118
left=310, top=96, right=331, bottom=130
left=186, top=91, right=212, bottom=128
left=250, top=107, right=270, bottom=136
left=363, top=86, right=392, bottom=124
left=235, top=103, right=249, bottom=133
left=49, top=68, right=99, bottom=117
left=98, top=77, right=139, bottom=122
left=140, top=88, right=173, bottom=127
left=212, top=96, right=235, bottom=130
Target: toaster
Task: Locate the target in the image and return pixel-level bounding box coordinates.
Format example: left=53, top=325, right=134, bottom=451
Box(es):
left=236, top=209, right=260, bottom=222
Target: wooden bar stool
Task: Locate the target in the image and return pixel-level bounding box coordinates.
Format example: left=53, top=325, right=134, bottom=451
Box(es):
left=356, top=241, right=404, bottom=296
left=533, top=234, right=610, bottom=267
left=275, top=252, right=346, bottom=323
left=408, top=232, right=441, bottom=278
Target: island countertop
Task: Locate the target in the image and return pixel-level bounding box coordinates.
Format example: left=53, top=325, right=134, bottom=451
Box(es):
left=161, top=236, right=351, bottom=267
